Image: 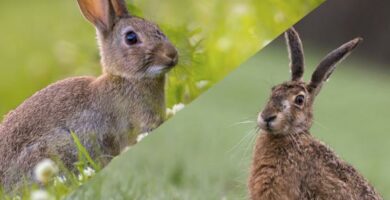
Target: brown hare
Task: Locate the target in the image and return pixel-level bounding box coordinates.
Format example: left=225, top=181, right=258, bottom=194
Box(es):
left=249, top=28, right=382, bottom=200
left=0, top=0, right=178, bottom=190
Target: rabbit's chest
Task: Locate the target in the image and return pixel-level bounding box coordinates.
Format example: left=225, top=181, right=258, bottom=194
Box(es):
left=114, top=98, right=165, bottom=133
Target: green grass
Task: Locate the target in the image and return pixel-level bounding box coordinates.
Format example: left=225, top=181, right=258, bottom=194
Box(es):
left=67, top=44, right=390, bottom=199
left=0, top=133, right=101, bottom=200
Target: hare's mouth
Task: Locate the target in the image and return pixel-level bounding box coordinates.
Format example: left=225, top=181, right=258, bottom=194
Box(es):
left=258, top=120, right=273, bottom=132
left=260, top=123, right=275, bottom=133
left=257, top=114, right=286, bottom=134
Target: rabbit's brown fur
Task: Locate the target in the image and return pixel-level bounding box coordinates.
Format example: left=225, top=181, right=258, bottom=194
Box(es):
left=0, top=0, right=178, bottom=190
left=249, top=28, right=382, bottom=200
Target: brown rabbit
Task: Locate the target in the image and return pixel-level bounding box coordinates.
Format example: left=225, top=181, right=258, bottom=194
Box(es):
left=249, top=28, right=382, bottom=200
left=0, top=0, right=178, bottom=190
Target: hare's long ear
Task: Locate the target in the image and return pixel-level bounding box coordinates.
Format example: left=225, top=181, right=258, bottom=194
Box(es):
left=77, top=0, right=129, bottom=33
left=308, top=38, right=363, bottom=96
left=285, top=28, right=305, bottom=81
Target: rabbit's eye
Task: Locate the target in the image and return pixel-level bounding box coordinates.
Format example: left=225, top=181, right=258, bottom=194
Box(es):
left=125, top=31, right=138, bottom=45
left=294, top=95, right=305, bottom=106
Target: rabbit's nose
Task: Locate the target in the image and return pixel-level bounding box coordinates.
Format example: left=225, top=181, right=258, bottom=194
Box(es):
left=162, top=43, right=178, bottom=66
left=264, top=115, right=277, bottom=123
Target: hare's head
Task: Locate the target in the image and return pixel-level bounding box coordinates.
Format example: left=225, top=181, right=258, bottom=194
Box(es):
left=77, top=0, right=178, bottom=78
left=258, top=28, right=362, bottom=135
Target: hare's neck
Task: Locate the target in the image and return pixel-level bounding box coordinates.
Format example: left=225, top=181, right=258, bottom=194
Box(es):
left=251, top=131, right=310, bottom=170
left=249, top=131, right=310, bottom=199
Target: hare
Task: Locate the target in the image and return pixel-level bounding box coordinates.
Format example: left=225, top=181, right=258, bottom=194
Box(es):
left=0, top=0, right=178, bottom=190
left=249, top=28, right=382, bottom=200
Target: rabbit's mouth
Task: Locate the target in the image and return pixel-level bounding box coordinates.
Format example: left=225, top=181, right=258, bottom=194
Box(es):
left=143, top=52, right=178, bottom=77
left=144, top=64, right=175, bottom=77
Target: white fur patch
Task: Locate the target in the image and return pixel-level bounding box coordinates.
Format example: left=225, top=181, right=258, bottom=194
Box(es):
left=282, top=100, right=291, bottom=111
left=145, top=65, right=169, bottom=77
left=273, top=113, right=282, bottom=127
left=257, top=113, right=264, bottom=126
left=257, top=112, right=284, bottom=134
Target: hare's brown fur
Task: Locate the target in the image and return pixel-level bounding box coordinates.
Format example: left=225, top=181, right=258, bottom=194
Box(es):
left=251, top=130, right=381, bottom=200
left=0, top=0, right=178, bottom=190
left=249, top=28, right=382, bottom=200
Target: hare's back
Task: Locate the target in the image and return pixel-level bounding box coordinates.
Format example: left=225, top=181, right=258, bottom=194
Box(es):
left=305, top=138, right=381, bottom=199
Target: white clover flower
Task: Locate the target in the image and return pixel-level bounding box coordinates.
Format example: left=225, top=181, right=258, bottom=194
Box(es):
left=78, top=167, right=96, bottom=182
left=166, top=108, right=174, bottom=117
left=83, top=167, right=95, bottom=178
left=136, top=132, right=149, bottom=143
left=78, top=173, right=83, bottom=182
left=57, top=175, right=66, bottom=183
left=53, top=175, right=67, bottom=186
left=34, top=159, right=59, bottom=184
left=31, top=190, right=53, bottom=200
left=166, top=103, right=185, bottom=117
left=121, top=145, right=132, bottom=153
left=172, top=103, right=185, bottom=113
left=196, top=80, right=209, bottom=89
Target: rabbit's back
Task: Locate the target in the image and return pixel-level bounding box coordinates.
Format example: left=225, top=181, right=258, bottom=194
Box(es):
left=0, top=76, right=96, bottom=187
left=0, top=76, right=95, bottom=143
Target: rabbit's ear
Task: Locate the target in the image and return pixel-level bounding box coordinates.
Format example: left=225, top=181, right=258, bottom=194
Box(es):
left=77, top=0, right=129, bottom=33
left=77, top=0, right=113, bottom=32
left=285, top=28, right=305, bottom=81
left=308, top=38, right=363, bottom=96
left=110, top=0, right=130, bottom=18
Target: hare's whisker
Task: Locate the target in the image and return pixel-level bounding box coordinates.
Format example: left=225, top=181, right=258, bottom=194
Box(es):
left=229, top=120, right=255, bottom=127
left=228, top=127, right=257, bottom=154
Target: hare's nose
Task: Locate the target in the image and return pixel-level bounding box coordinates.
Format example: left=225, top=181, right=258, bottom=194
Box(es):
left=264, top=115, right=277, bottom=123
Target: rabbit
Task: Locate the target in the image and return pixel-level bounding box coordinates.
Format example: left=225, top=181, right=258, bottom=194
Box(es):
left=0, top=0, right=178, bottom=191
left=248, top=28, right=382, bottom=200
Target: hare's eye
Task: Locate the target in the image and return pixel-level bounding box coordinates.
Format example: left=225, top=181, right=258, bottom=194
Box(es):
left=294, top=95, right=305, bottom=106
left=125, top=31, right=138, bottom=45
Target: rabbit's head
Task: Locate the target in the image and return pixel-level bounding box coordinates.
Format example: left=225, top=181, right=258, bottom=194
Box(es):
left=258, top=28, right=362, bottom=135
left=77, top=0, right=178, bottom=78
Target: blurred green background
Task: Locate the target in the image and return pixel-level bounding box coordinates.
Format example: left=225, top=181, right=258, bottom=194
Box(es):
left=0, top=0, right=322, bottom=116
left=68, top=40, right=390, bottom=199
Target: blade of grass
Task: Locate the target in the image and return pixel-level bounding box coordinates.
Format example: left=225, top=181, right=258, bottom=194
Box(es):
left=70, top=132, right=101, bottom=171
